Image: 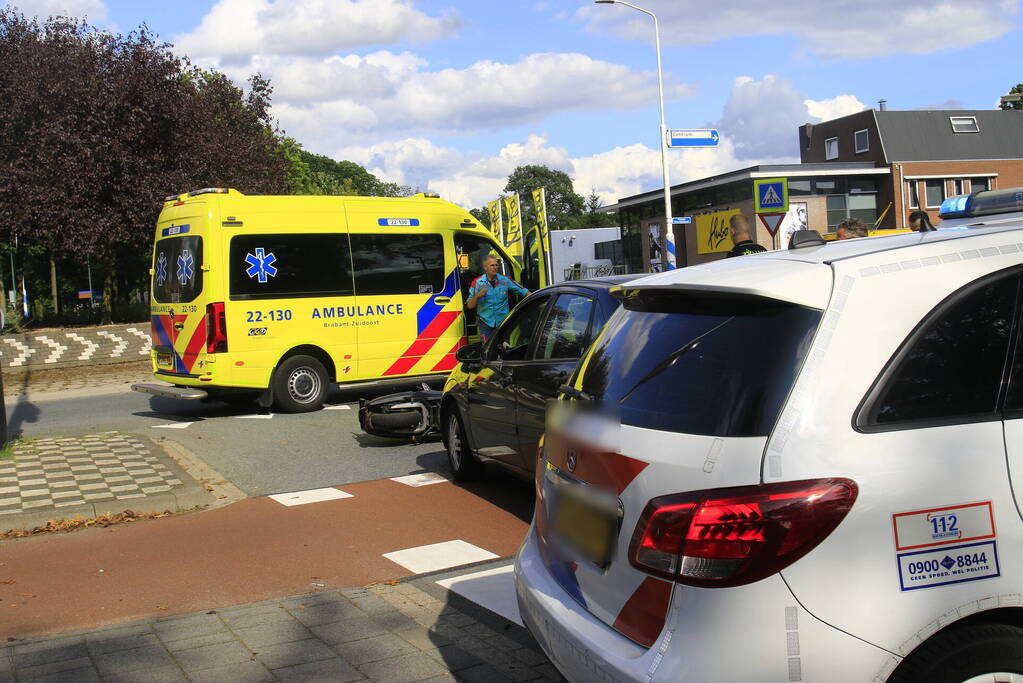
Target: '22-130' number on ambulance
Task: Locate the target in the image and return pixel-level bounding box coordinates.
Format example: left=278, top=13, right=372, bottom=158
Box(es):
left=246, top=310, right=292, bottom=323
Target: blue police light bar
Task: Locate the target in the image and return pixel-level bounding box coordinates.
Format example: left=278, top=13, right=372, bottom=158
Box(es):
left=939, top=187, right=1023, bottom=219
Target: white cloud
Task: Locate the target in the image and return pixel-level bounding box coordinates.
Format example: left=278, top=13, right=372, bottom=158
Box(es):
left=714, top=75, right=866, bottom=159
left=3, top=0, right=106, bottom=21
left=805, top=95, right=868, bottom=122
left=175, top=0, right=460, bottom=61
left=230, top=51, right=693, bottom=145
left=580, top=0, right=1017, bottom=59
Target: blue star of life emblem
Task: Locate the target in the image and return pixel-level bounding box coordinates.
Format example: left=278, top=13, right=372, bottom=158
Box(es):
left=176, top=249, right=195, bottom=285
left=245, top=248, right=278, bottom=284
left=156, top=252, right=168, bottom=286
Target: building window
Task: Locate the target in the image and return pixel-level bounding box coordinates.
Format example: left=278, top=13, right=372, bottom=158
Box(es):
left=925, top=180, right=945, bottom=208
left=971, top=177, right=990, bottom=193
left=953, top=179, right=965, bottom=195
left=854, top=129, right=869, bottom=154
left=906, top=181, right=919, bottom=209
left=950, top=116, right=979, bottom=133
left=825, top=137, right=838, bottom=160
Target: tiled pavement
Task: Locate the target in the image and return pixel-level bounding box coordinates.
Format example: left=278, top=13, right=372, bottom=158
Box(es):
left=0, top=433, right=213, bottom=533
left=0, top=563, right=565, bottom=682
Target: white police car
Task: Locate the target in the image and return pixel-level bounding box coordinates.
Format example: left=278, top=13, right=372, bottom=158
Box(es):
left=515, top=188, right=1023, bottom=682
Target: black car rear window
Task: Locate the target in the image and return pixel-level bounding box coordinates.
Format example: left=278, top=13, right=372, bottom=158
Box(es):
left=578, top=290, right=822, bottom=437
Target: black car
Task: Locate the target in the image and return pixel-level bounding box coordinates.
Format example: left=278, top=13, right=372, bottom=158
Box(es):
left=439, top=275, right=640, bottom=481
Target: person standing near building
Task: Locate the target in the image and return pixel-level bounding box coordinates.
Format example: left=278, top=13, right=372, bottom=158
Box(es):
left=467, top=256, right=530, bottom=342
left=727, top=214, right=767, bottom=257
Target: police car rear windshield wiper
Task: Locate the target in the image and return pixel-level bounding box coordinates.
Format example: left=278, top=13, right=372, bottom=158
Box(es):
left=617, top=317, right=733, bottom=405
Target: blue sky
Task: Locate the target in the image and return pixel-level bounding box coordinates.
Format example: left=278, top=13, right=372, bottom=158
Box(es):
left=5, top=0, right=1021, bottom=208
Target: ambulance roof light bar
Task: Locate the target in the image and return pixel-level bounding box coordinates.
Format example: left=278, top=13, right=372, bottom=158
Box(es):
left=939, top=187, right=1023, bottom=219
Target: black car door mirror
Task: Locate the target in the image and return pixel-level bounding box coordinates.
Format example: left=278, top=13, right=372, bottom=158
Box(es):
left=455, top=342, right=483, bottom=364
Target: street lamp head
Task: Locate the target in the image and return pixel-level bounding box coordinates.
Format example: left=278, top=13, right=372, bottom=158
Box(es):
left=594, top=1, right=615, bottom=4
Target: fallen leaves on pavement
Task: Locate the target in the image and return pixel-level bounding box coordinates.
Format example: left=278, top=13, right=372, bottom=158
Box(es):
left=0, top=509, right=175, bottom=539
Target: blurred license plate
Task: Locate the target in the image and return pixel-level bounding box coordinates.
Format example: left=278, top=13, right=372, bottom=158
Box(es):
left=157, top=352, right=173, bottom=368
left=553, top=490, right=616, bottom=567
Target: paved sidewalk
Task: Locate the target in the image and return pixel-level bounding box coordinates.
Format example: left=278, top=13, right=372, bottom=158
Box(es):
left=0, top=432, right=217, bottom=533
left=0, top=562, right=564, bottom=683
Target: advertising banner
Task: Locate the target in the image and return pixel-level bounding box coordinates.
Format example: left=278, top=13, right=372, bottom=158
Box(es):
left=695, top=208, right=740, bottom=254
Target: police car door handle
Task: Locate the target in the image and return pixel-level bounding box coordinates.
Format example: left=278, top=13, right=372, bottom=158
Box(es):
left=433, top=296, right=451, bottom=304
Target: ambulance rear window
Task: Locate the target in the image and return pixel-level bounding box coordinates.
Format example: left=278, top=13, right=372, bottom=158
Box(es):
left=578, top=290, right=821, bottom=437
left=153, top=236, right=203, bottom=304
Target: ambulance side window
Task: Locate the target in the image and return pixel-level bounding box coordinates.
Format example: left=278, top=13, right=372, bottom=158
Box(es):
left=153, top=236, right=203, bottom=304
left=229, top=234, right=353, bottom=300
left=351, top=234, right=444, bottom=295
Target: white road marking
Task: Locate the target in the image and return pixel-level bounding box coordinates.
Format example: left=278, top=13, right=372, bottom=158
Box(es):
left=436, top=564, right=521, bottom=625
left=390, top=472, right=449, bottom=487
left=324, top=404, right=352, bottom=410
left=269, top=487, right=353, bottom=506
left=152, top=422, right=196, bottom=429
left=98, top=330, right=128, bottom=357
left=383, top=540, right=498, bottom=574
left=66, top=332, right=98, bottom=361
left=233, top=414, right=274, bottom=419
left=36, top=335, right=67, bottom=363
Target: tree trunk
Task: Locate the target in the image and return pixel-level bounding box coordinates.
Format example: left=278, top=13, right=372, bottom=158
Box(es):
left=49, top=253, right=58, bottom=315
left=102, top=266, right=114, bottom=325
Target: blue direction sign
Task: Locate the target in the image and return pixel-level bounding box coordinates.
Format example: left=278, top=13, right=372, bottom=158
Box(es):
left=667, top=129, right=720, bottom=148
left=670, top=217, right=692, bottom=224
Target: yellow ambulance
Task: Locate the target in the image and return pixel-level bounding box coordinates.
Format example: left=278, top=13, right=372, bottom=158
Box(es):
left=133, top=188, right=529, bottom=412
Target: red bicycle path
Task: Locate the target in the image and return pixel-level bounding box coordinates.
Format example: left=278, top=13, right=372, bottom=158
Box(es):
left=0, top=476, right=534, bottom=640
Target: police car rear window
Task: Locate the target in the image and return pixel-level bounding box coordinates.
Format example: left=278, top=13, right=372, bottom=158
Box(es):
left=153, top=236, right=203, bottom=304
left=578, top=291, right=821, bottom=437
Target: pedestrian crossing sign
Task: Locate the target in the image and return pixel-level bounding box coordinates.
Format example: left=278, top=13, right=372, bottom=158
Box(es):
left=754, top=178, right=788, bottom=213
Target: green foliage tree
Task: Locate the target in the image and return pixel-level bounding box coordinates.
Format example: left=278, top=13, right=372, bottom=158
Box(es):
left=503, top=165, right=585, bottom=231
left=469, top=207, right=490, bottom=229
left=579, top=188, right=618, bottom=229
left=286, top=144, right=414, bottom=197
left=0, top=9, right=290, bottom=324
left=1001, top=83, right=1023, bottom=110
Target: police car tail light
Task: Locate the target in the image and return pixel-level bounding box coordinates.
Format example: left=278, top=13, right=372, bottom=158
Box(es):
left=206, top=302, right=228, bottom=353
left=628, top=478, right=857, bottom=587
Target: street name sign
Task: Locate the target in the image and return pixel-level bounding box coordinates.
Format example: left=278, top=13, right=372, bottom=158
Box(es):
left=667, top=129, right=720, bottom=148
left=671, top=217, right=693, bottom=224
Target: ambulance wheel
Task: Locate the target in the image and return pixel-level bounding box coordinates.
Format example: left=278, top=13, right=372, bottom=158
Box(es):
left=444, top=409, right=482, bottom=481
left=887, top=623, right=1023, bottom=683
left=272, top=355, right=328, bottom=413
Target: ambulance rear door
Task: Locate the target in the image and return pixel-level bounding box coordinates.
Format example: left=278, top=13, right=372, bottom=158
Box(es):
left=150, top=215, right=212, bottom=378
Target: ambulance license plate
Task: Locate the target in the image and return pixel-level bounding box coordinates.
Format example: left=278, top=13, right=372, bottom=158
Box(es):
left=553, top=490, right=616, bottom=567
left=157, top=352, right=173, bottom=368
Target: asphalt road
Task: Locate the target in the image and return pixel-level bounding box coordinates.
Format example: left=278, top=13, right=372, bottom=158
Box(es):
left=5, top=382, right=451, bottom=496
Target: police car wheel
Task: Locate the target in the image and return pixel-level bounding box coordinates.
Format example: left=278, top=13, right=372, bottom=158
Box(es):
left=887, top=624, right=1023, bottom=683
left=272, top=355, right=328, bottom=413
left=445, top=410, right=482, bottom=481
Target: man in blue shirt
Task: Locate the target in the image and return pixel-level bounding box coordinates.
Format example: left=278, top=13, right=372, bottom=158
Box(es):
left=467, top=256, right=530, bottom=342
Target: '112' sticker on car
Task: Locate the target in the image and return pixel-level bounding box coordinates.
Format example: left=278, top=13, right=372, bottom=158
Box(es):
left=892, top=502, right=999, bottom=591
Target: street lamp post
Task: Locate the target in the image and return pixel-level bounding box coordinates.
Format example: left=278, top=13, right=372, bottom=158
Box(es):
left=595, top=0, right=675, bottom=270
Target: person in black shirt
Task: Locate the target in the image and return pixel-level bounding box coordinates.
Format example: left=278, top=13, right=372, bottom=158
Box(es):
left=727, top=213, right=767, bottom=257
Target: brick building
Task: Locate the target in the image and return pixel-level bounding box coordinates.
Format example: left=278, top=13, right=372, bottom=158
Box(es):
left=799, top=108, right=1023, bottom=228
